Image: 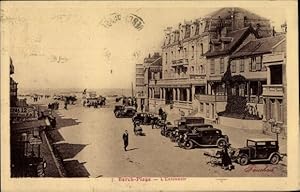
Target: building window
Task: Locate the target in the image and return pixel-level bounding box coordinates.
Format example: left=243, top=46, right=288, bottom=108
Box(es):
left=171, top=51, right=174, bottom=60
left=190, top=66, right=194, bottom=73
left=200, top=43, right=204, bottom=56
left=250, top=57, right=256, bottom=71
left=184, top=47, right=187, bottom=58
left=200, top=103, right=204, bottom=112
left=206, top=103, right=210, bottom=118
left=220, top=58, right=224, bottom=73
left=278, top=99, right=283, bottom=122
left=191, top=46, right=194, bottom=59
left=270, top=99, right=275, bottom=120
left=200, top=65, right=205, bottom=74
left=240, top=59, right=244, bottom=72
left=256, top=56, right=262, bottom=71
left=231, top=60, right=236, bottom=73
left=210, top=59, right=215, bottom=74
left=165, top=53, right=168, bottom=64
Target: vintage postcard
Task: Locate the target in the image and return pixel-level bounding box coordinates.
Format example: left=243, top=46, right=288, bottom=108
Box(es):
left=1, top=1, right=299, bottom=191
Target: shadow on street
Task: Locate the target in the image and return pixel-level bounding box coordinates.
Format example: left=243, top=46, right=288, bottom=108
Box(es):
left=63, top=160, right=90, bottom=177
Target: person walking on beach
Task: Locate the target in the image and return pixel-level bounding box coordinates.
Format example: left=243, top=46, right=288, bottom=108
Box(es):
left=122, top=130, right=129, bottom=151
left=64, top=99, right=68, bottom=110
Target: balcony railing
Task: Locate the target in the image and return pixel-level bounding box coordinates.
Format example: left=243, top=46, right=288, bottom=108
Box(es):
left=262, top=84, right=284, bottom=97
left=173, top=100, right=192, bottom=109
left=171, top=59, right=189, bottom=66
left=194, top=94, right=227, bottom=102
left=247, top=95, right=263, bottom=104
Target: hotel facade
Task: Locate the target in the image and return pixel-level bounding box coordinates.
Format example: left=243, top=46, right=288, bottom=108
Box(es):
left=139, top=7, right=287, bottom=135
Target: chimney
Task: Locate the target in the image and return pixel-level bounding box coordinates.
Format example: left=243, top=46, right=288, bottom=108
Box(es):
left=256, top=23, right=261, bottom=38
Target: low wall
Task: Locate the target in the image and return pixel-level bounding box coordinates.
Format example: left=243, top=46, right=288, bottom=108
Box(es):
left=219, top=116, right=263, bottom=130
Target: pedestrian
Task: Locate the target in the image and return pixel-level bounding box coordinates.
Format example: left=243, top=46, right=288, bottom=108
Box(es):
left=215, top=113, right=219, bottom=124
left=141, top=104, right=144, bottom=112
left=64, top=99, right=68, bottom=110
left=221, top=144, right=234, bottom=170
left=158, top=107, right=163, bottom=117
left=122, top=130, right=129, bottom=151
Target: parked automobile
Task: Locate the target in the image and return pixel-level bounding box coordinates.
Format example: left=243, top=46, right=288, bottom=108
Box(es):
left=160, top=121, right=173, bottom=135
left=114, top=105, right=125, bottom=114
left=235, top=138, right=284, bottom=166
left=84, top=97, right=105, bottom=108
left=161, top=120, right=180, bottom=137
left=162, top=117, right=205, bottom=138
left=132, top=112, right=160, bottom=125
left=115, top=106, right=137, bottom=118
left=180, top=116, right=205, bottom=125
left=172, top=123, right=213, bottom=143
left=183, top=128, right=229, bottom=149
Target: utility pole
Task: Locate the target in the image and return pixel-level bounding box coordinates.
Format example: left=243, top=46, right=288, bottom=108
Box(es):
left=131, top=82, right=134, bottom=98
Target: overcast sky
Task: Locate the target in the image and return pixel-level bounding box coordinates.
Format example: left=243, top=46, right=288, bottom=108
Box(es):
left=2, top=1, right=287, bottom=90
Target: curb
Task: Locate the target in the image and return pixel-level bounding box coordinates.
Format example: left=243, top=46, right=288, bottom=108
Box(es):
left=43, top=131, right=64, bottom=177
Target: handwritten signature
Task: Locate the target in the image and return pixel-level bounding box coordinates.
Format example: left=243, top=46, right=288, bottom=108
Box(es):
left=244, top=164, right=278, bottom=172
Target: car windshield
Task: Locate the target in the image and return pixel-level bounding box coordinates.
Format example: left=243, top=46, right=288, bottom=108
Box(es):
left=247, top=140, right=256, bottom=147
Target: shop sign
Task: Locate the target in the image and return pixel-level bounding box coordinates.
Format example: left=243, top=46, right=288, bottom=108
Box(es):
left=10, top=107, right=38, bottom=122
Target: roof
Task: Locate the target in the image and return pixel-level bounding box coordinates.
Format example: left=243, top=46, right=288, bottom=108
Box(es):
left=198, top=127, right=221, bottom=132
left=230, top=35, right=286, bottom=59
left=205, top=7, right=267, bottom=21
left=186, top=123, right=213, bottom=127
left=149, top=57, right=162, bottom=67
left=205, top=27, right=257, bottom=57
left=247, top=138, right=277, bottom=142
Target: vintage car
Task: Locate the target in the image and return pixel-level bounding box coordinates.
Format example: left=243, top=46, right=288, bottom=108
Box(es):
left=115, top=106, right=137, bottom=118
left=180, top=116, right=205, bottom=125
left=132, top=112, right=160, bottom=125
left=114, top=105, right=125, bottom=114
left=183, top=128, right=229, bottom=149
left=85, top=97, right=106, bottom=108
left=171, top=123, right=214, bottom=143
left=161, top=120, right=180, bottom=137
left=163, top=117, right=205, bottom=138
left=236, top=138, right=284, bottom=165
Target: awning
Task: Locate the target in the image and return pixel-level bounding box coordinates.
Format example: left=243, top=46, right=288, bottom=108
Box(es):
left=11, top=119, right=50, bottom=134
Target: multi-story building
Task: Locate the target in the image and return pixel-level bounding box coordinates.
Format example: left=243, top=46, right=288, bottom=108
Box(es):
left=10, top=57, right=18, bottom=107
left=149, top=7, right=272, bottom=115
left=135, top=53, right=162, bottom=112
left=201, top=26, right=260, bottom=120
left=229, top=34, right=286, bottom=119
left=135, top=63, right=144, bottom=110
left=260, top=36, right=287, bottom=136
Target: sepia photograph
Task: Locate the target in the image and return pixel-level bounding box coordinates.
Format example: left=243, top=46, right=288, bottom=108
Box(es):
left=1, top=1, right=298, bottom=191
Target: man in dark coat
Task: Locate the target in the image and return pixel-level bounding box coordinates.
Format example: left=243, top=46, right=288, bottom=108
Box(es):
left=158, top=107, right=163, bottom=117
left=221, top=144, right=234, bottom=170
left=122, top=130, right=129, bottom=151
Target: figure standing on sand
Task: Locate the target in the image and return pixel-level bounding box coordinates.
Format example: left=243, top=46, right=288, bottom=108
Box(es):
left=122, top=130, right=129, bottom=151
left=64, top=98, right=68, bottom=110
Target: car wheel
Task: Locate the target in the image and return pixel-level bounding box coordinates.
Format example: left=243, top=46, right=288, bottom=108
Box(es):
left=216, top=138, right=227, bottom=148
left=184, top=140, right=194, bottom=150
left=270, top=154, right=280, bottom=165
left=239, top=154, right=249, bottom=166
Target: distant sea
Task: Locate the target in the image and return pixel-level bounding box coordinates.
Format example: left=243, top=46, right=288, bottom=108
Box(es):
left=18, top=88, right=133, bottom=97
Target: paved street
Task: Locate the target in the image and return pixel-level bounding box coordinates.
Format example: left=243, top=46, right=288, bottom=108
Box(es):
left=39, top=98, right=287, bottom=177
